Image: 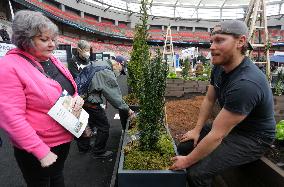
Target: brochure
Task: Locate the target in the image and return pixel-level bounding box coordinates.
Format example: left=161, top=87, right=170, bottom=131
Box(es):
left=48, top=91, right=89, bottom=138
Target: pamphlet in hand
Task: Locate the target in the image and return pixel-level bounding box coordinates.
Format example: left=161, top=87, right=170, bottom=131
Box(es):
left=48, top=90, right=89, bottom=138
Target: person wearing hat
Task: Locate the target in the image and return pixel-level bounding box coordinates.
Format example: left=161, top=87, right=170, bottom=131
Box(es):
left=170, top=20, right=275, bottom=186
left=82, top=58, right=134, bottom=158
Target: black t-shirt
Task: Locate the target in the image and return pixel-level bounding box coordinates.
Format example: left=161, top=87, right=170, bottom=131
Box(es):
left=41, top=59, right=75, bottom=95
left=210, top=57, right=275, bottom=139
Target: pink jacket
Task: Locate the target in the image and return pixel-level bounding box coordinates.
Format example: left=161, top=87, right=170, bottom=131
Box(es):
left=0, top=48, right=76, bottom=160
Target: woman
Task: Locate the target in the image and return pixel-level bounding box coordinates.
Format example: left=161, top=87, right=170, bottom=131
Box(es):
left=0, top=10, right=82, bottom=186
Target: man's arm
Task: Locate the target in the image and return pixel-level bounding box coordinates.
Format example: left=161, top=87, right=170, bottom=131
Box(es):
left=170, top=108, right=246, bottom=170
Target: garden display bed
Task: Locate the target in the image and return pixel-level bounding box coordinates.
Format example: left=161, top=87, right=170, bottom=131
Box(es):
left=117, top=123, right=187, bottom=187
left=166, top=96, right=284, bottom=186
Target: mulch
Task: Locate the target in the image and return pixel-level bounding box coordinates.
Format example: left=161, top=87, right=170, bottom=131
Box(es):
left=166, top=96, right=219, bottom=141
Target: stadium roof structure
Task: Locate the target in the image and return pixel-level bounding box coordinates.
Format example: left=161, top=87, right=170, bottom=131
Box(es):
left=85, top=0, right=284, bottom=20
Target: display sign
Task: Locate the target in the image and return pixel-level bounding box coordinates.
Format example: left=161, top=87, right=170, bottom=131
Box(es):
left=0, top=43, right=16, bottom=57
left=52, top=50, right=67, bottom=66
left=0, top=44, right=67, bottom=66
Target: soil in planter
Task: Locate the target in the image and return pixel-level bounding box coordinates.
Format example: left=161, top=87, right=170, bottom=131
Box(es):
left=166, top=96, right=219, bottom=142
left=166, top=96, right=284, bottom=171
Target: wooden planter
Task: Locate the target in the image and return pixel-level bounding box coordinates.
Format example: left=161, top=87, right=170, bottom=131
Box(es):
left=166, top=79, right=209, bottom=97
left=117, top=124, right=187, bottom=187
left=219, top=157, right=284, bottom=186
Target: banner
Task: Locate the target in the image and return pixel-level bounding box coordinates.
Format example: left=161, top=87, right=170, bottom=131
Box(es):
left=52, top=50, right=67, bottom=66
left=0, top=43, right=16, bottom=57
left=0, top=44, right=67, bottom=66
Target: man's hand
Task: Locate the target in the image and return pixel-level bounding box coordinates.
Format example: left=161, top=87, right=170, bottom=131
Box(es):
left=39, top=151, right=58, bottom=168
left=169, top=155, right=192, bottom=170
left=180, top=129, right=200, bottom=147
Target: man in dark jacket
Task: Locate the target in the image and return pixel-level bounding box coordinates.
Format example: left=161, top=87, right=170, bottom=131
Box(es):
left=68, top=40, right=92, bottom=153
left=84, top=59, right=134, bottom=158
left=68, top=40, right=91, bottom=79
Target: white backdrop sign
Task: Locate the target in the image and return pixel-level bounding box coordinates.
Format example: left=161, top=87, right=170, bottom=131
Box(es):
left=52, top=50, right=67, bottom=66
left=0, top=43, right=16, bottom=57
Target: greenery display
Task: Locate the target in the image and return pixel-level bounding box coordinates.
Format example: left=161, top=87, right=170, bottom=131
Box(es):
left=127, top=0, right=150, bottom=99
left=188, top=62, right=212, bottom=81
left=124, top=131, right=175, bottom=170
left=123, top=1, right=173, bottom=170
left=276, top=120, right=284, bottom=140
left=167, top=72, right=178, bottom=79
left=181, top=58, right=190, bottom=80
left=123, top=93, right=139, bottom=106
left=274, top=70, right=284, bottom=96
left=138, top=50, right=168, bottom=150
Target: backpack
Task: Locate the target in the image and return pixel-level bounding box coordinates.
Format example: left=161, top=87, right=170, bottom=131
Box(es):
left=75, top=62, right=111, bottom=98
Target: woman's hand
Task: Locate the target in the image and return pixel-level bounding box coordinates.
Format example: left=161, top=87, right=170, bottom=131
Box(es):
left=39, top=151, right=58, bottom=168
left=71, top=96, right=84, bottom=118
left=180, top=129, right=200, bottom=147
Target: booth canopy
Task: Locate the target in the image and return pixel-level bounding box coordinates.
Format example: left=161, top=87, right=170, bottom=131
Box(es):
left=270, top=55, right=284, bottom=63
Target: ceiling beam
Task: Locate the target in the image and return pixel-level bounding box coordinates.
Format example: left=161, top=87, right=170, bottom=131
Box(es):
left=221, top=0, right=227, bottom=9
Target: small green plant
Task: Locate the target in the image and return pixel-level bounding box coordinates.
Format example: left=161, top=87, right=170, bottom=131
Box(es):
left=167, top=72, right=178, bottom=79
left=181, top=58, right=190, bottom=80
left=124, top=132, right=175, bottom=170
left=276, top=120, right=284, bottom=140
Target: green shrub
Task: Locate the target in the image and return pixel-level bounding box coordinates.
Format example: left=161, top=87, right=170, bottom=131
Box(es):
left=276, top=120, right=284, bottom=140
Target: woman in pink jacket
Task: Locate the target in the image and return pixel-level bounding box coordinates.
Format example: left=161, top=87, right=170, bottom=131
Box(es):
left=0, top=10, right=83, bottom=187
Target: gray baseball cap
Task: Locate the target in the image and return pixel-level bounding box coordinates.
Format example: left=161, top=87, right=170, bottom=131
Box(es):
left=211, top=20, right=253, bottom=50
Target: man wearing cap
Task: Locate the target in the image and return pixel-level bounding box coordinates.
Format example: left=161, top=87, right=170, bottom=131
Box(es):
left=170, top=20, right=275, bottom=186
left=83, top=57, right=134, bottom=158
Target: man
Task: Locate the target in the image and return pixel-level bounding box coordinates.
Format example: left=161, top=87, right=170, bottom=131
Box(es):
left=170, top=20, right=275, bottom=187
left=0, top=25, right=11, bottom=43
left=68, top=40, right=92, bottom=153
left=84, top=58, right=134, bottom=158
left=68, top=40, right=91, bottom=79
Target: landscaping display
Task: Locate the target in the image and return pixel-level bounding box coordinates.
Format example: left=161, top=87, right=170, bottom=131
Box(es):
left=118, top=1, right=186, bottom=186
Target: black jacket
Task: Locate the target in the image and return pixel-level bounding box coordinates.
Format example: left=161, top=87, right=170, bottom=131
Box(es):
left=67, top=52, right=90, bottom=78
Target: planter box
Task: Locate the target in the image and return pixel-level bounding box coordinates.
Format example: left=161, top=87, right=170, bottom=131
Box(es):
left=220, top=157, right=284, bottom=186
left=117, top=125, right=187, bottom=187
left=166, top=79, right=209, bottom=97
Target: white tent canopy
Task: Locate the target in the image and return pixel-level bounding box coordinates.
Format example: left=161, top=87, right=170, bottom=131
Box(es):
left=85, top=0, right=284, bottom=20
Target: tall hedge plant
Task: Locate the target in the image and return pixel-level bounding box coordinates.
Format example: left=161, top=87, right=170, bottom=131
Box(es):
left=138, top=50, right=168, bottom=150
left=127, top=0, right=150, bottom=100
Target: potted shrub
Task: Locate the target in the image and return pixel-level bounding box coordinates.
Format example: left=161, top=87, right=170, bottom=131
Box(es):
left=118, top=49, right=186, bottom=187
left=117, top=1, right=186, bottom=186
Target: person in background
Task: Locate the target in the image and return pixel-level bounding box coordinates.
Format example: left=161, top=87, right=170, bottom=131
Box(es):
left=68, top=40, right=91, bottom=79
left=0, top=24, right=11, bottom=43
left=0, top=10, right=83, bottom=187
left=195, top=60, right=204, bottom=76
left=68, top=40, right=93, bottom=153
left=83, top=58, right=134, bottom=159
left=170, top=20, right=275, bottom=187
